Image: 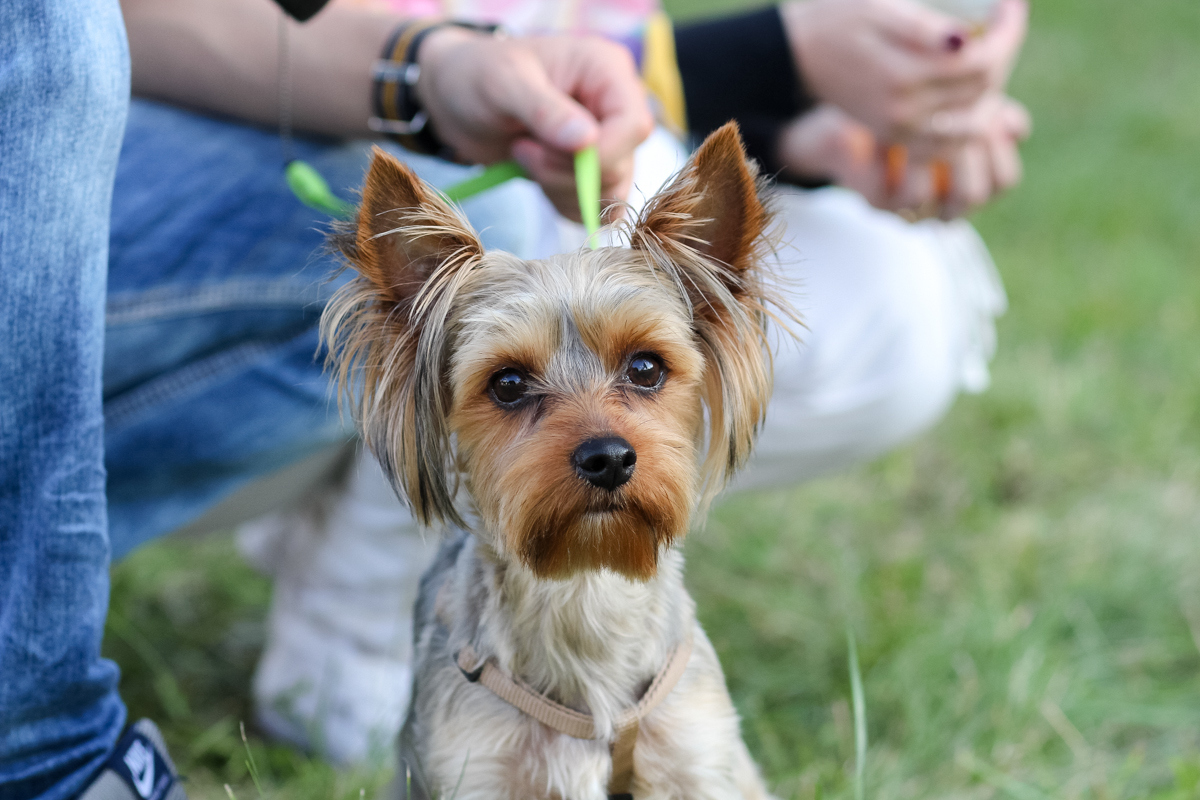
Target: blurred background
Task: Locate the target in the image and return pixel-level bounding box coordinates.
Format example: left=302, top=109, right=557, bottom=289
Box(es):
left=105, top=0, right=1200, bottom=797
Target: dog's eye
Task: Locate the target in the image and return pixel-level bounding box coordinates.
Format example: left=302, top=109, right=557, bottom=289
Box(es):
left=626, top=354, right=665, bottom=388
left=489, top=369, right=528, bottom=405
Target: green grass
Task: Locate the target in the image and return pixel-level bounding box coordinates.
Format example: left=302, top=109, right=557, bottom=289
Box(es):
left=107, top=0, right=1200, bottom=796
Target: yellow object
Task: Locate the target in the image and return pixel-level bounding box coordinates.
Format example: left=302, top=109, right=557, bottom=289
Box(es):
left=641, top=12, right=687, bottom=136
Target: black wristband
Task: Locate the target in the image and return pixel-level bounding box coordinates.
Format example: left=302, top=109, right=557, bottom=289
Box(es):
left=674, top=6, right=814, bottom=147
left=370, top=20, right=501, bottom=158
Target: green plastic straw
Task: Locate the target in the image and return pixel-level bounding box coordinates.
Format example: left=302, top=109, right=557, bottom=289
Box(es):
left=442, top=160, right=528, bottom=204
left=441, top=146, right=603, bottom=249
left=574, top=145, right=601, bottom=248
left=286, top=159, right=354, bottom=217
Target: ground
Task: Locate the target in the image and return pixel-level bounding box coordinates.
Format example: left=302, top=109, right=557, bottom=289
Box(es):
left=105, top=0, right=1200, bottom=796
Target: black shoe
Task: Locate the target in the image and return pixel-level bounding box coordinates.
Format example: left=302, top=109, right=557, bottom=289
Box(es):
left=79, top=719, right=187, bottom=800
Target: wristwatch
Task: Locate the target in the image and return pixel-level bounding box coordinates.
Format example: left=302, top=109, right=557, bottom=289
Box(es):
left=369, top=20, right=504, bottom=157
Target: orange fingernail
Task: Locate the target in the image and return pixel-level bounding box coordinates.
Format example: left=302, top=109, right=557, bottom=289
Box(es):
left=932, top=160, right=952, bottom=202
left=885, top=145, right=907, bottom=197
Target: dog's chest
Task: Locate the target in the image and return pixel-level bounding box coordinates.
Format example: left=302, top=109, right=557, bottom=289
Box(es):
left=424, top=702, right=709, bottom=800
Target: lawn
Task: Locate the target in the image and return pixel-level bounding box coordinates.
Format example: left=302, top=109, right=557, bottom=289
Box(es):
left=105, top=0, right=1200, bottom=797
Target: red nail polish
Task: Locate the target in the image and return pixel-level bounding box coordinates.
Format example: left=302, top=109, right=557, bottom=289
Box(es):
left=945, top=32, right=965, bottom=51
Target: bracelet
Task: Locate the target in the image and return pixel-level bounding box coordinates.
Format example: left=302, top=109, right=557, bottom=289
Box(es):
left=369, top=19, right=503, bottom=157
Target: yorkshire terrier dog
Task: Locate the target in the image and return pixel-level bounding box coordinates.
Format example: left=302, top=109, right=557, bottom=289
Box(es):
left=322, top=123, right=788, bottom=799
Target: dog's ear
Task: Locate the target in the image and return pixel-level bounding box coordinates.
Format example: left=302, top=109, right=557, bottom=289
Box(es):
left=322, top=147, right=483, bottom=528
left=346, top=146, right=482, bottom=308
left=633, top=122, right=770, bottom=276
left=631, top=123, right=779, bottom=508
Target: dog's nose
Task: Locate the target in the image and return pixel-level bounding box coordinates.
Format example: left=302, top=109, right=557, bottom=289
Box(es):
left=572, top=436, right=636, bottom=491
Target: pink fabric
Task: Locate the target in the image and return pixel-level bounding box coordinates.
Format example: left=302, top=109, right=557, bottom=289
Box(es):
left=336, top=0, right=659, bottom=36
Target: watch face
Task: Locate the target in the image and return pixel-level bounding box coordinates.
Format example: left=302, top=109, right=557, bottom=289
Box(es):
left=916, top=0, right=1001, bottom=25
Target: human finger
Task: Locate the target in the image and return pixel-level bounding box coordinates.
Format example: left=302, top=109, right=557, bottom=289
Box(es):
left=879, top=56, right=989, bottom=142
left=943, top=142, right=990, bottom=219
left=513, top=137, right=636, bottom=218
left=986, top=126, right=1023, bottom=193
left=906, top=101, right=991, bottom=156
left=485, top=45, right=601, bottom=153
left=873, top=0, right=969, bottom=54
left=974, top=0, right=1029, bottom=88
left=562, top=39, right=654, bottom=169
left=512, top=140, right=584, bottom=221
left=891, top=153, right=937, bottom=215
left=999, top=96, right=1032, bottom=140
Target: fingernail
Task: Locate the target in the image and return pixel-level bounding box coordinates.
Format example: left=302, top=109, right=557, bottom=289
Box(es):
left=945, top=31, right=966, bottom=51
left=555, top=117, right=593, bottom=150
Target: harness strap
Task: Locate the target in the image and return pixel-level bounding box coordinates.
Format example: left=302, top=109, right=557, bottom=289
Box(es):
left=455, top=635, right=694, bottom=798
left=456, top=644, right=595, bottom=739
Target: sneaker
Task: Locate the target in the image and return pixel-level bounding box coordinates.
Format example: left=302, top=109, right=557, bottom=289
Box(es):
left=79, top=719, right=187, bottom=800
left=239, top=449, right=437, bottom=765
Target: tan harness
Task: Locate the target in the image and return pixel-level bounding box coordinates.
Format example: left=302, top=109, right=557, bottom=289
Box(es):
left=454, top=636, right=694, bottom=799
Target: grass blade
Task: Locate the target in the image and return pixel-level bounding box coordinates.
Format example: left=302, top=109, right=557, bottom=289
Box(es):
left=847, top=626, right=867, bottom=800
left=240, top=721, right=266, bottom=799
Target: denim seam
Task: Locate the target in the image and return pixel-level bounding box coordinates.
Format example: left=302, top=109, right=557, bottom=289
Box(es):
left=106, top=280, right=328, bottom=326
left=103, top=333, right=310, bottom=431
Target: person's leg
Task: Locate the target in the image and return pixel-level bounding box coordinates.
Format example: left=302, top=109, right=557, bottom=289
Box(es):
left=240, top=449, right=437, bottom=765
left=100, top=101, right=560, bottom=763
left=0, top=1, right=131, bottom=798
left=104, top=99, right=560, bottom=559
left=737, top=185, right=1007, bottom=490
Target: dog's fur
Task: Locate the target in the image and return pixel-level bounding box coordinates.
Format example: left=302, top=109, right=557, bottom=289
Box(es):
left=322, top=124, right=788, bottom=799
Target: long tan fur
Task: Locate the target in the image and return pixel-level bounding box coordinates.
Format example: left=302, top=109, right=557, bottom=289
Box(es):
left=628, top=123, right=785, bottom=511
left=321, top=147, right=483, bottom=527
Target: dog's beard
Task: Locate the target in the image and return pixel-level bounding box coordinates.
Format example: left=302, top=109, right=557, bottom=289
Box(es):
left=487, top=455, right=695, bottom=581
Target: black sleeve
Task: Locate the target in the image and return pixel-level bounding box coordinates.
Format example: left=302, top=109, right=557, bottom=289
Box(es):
left=272, top=0, right=331, bottom=22
left=674, top=5, right=815, bottom=172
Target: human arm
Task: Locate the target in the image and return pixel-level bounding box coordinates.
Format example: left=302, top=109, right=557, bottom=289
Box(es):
left=120, top=0, right=654, bottom=214
left=669, top=0, right=1025, bottom=173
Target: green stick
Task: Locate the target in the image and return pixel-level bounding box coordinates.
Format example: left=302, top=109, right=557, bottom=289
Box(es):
left=441, top=146, right=603, bottom=249
left=441, top=160, right=527, bottom=204
left=574, top=146, right=601, bottom=248
left=286, top=159, right=354, bottom=218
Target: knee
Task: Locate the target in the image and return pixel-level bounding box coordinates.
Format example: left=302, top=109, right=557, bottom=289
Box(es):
left=744, top=190, right=986, bottom=486
left=8, top=1, right=129, bottom=117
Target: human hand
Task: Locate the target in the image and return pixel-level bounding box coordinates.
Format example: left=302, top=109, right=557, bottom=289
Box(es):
left=776, top=96, right=1029, bottom=219
left=779, top=0, right=1028, bottom=150
left=415, top=28, right=654, bottom=220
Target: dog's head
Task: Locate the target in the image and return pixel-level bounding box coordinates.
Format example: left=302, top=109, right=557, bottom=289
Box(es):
left=323, top=123, right=782, bottom=580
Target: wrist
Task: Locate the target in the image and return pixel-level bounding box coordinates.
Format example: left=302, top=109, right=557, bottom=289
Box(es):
left=370, top=20, right=498, bottom=156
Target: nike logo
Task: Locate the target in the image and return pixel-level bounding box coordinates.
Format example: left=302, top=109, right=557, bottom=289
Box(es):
left=123, top=739, right=156, bottom=798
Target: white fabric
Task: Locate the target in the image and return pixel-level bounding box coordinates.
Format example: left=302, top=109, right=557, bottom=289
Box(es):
left=244, top=126, right=1006, bottom=764
left=243, top=450, right=436, bottom=765
left=740, top=186, right=1006, bottom=489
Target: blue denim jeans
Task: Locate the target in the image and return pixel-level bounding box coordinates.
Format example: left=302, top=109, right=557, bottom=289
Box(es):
left=0, top=21, right=556, bottom=794
left=103, top=100, right=556, bottom=561
left=0, top=0, right=130, bottom=797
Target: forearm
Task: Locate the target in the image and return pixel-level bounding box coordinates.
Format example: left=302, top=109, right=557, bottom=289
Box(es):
left=122, top=0, right=398, bottom=137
